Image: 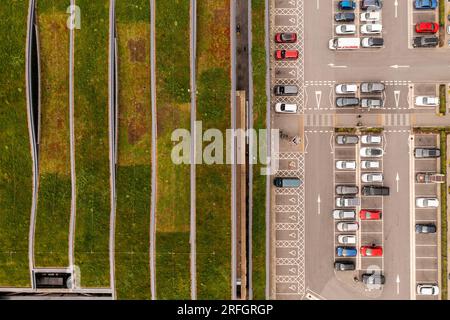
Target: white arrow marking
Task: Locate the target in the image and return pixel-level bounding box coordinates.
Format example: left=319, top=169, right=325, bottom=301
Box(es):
left=289, top=0, right=296, bottom=6
left=289, top=197, right=296, bottom=203
left=289, top=250, right=296, bottom=256
left=317, top=195, right=321, bottom=215
left=390, top=65, right=410, bottom=69
left=315, top=91, right=322, bottom=109
left=394, top=0, right=398, bottom=18
left=396, top=275, right=400, bottom=295
left=328, top=63, right=347, bottom=69
left=394, top=90, right=400, bottom=108
left=289, top=18, right=296, bottom=24
left=396, top=173, right=400, bottom=192
left=289, top=215, right=296, bottom=221
left=316, top=0, right=320, bottom=10
left=289, top=69, right=296, bottom=76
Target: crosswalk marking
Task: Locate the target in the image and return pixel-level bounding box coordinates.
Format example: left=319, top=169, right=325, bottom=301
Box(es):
left=304, top=114, right=334, bottom=127
left=383, top=114, right=410, bottom=127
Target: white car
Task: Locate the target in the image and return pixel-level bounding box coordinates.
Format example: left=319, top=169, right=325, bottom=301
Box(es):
left=415, top=96, right=439, bottom=107
left=336, top=24, right=356, bottom=35
left=361, top=134, right=382, bottom=145
left=416, top=197, right=439, bottom=208
left=361, top=160, right=380, bottom=169
left=337, top=222, right=359, bottom=232
left=360, top=11, right=380, bottom=22
left=361, top=24, right=382, bottom=34
left=362, top=173, right=383, bottom=183
left=275, top=103, right=297, bottom=113
left=360, top=147, right=383, bottom=158
left=336, top=160, right=357, bottom=170
left=417, top=284, right=439, bottom=296
left=338, top=235, right=357, bottom=245
left=335, top=83, right=358, bottom=94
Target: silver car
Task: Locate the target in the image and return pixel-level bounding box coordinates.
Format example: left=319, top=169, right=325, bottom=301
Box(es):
left=337, top=222, right=359, bottom=232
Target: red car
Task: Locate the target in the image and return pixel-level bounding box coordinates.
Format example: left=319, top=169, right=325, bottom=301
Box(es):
left=275, top=32, right=297, bottom=43
left=415, top=22, right=439, bottom=33
left=275, top=50, right=299, bottom=60
left=359, top=209, right=382, bottom=220
left=360, top=246, right=383, bottom=257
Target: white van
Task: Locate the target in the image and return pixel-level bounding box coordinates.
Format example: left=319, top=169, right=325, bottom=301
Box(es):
left=329, top=37, right=360, bottom=50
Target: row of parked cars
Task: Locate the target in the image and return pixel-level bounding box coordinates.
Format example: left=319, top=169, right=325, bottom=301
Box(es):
left=335, top=82, right=385, bottom=109
left=412, top=0, right=441, bottom=48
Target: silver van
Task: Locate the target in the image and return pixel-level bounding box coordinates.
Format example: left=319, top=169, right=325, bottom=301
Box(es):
left=274, top=85, right=298, bottom=96
left=273, top=177, right=302, bottom=188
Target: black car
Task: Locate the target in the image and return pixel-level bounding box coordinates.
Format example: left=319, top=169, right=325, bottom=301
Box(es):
left=415, top=224, right=437, bottom=234
left=336, top=97, right=359, bottom=108
left=362, top=273, right=385, bottom=285
left=362, top=186, right=390, bottom=196
left=334, top=12, right=355, bottom=22
left=334, top=261, right=355, bottom=271
left=414, top=148, right=441, bottom=158
left=361, top=0, right=383, bottom=10
left=413, top=36, right=438, bottom=48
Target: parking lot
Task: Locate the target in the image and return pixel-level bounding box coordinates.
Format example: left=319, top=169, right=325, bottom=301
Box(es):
left=408, top=0, right=439, bottom=49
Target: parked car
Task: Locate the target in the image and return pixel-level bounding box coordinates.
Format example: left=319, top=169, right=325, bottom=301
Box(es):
left=361, top=37, right=384, bottom=48
left=360, top=147, right=383, bottom=157
left=338, top=1, right=356, bottom=10
left=336, top=97, right=360, bottom=107
left=338, top=235, right=357, bottom=245
left=275, top=50, right=299, bottom=60
left=275, top=103, right=298, bottom=113
left=335, top=83, right=358, bottom=94
left=361, top=98, right=383, bottom=108
left=360, top=209, right=382, bottom=220
left=334, top=12, right=355, bottom=22
left=336, top=197, right=360, bottom=208
left=337, top=222, right=359, bottom=232
left=362, top=273, right=385, bottom=285
left=415, top=96, right=439, bottom=106
left=336, top=24, right=356, bottom=35
left=414, top=0, right=437, bottom=9
left=334, top=261, right=355, bottom=271
left=361, top=24, right=382, bottom=34
left=361, top=134, right=382, bottom=144
left=413, top=36, right=438, bottom=48
left=414, top=148, right=440, bottom=158
left=360, top=82, right=385, bottom=93
left=332, top=209, right=356, bottom=219
left=336, top=160, right=357, bottom=170
left=360, top=245, right=383, bottom=256
left=361, top=160, right=380, bottom=169
left=415, top=22, right=439, bottom=33
left=416, top=197, right=439, bottom=208
left=274, top=85, right=298, bottom=96
left=336, top=135, right=359, bottom=145
left=416, top=172, right=445, bottom=183
left=417, top=284, right=439, bottom=296
left=336, top=246, right=357, bottom=257
left=360, top=11, right=381, bottom=22
left=362, top=186, right=390, bottom=196
left=361, top=173, right=383, bottom=183
left=273, top=177, right=302, bottom=188
left=336, top=185, right=359, bottom=195
left=275, top=32, right=297, bottom=43
left=361, top=0, right=383, bottom=10
left=415, top=224, right=437, bottom=234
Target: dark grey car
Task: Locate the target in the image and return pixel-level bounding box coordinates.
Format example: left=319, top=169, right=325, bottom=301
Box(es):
left=362, top=273, right=385, bottom=285
left=360, top=82, right=385, bottom=93
left=415, top=224, right=437, bottom=234
left=273, top=85, right=298, bottom=96
left=336, top=185, right=359, bottom=195
left=361, top=0, right=382, bottom=10
left=413, top=36, right=438, bottom=48
left=336, top=97, right=359, bottom=108
left=335, top=135, right=359, bottom=145
left=334, top=12, right=355, bottom=22
left=334, top=261, right=355, bottom=271
left=414, top=148, right=441, bottom=158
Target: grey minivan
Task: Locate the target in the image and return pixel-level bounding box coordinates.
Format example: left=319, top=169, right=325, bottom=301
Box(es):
left=336, top=185, right=359, bottom=195
left=274, top=85, right=298, bottom=96
left=273, top=177, right=302, bottom=188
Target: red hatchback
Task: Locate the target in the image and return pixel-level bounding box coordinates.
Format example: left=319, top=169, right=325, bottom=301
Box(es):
left=415, top=22, right=439, bottom=33
left=360, top=209, right=382, bottom=220
left=360, top=246, right=383, bottom=257
left=275, top=32, right=297, bottom=43
left=275, top=50, right=299, bottom=60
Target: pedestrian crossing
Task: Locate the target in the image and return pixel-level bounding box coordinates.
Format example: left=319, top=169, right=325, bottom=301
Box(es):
left=304, top=114, right=334, bottom=127
left=383, top=113, right=410, bottom=127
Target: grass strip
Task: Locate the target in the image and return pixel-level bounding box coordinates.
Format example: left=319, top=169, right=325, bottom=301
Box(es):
left=440, top=131, right=448, bottom=300
left=155, top=0, right=191, bottom=299
left=439, top=84, right=446, bottom=115
left=251, top=0, right=267, bottom=300
left=73, top=0, right=110, bottom=287
left=114, top=0, right=152, bottom=300
left=196, top=0, right=232, bottom=299
left=0, top=0, right=32, bottom=287
left=34, top=1, right=72, bottom=268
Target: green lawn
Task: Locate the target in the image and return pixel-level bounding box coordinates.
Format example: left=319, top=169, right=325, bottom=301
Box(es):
left=155, top=0, right=191, bottom=299
left=0, top=0, right=32, bottom=287
left=251, top=0, right=267, bottom=300
left=73, top=0, right=110, bottom=287
left=114, top=0, right=152, bottom=300
left=196, top=0, right=232, bottom=299
left=34, top=1, right=72, bottom=268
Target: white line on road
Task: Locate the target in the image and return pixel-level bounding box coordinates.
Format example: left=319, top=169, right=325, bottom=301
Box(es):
left=316, top=0, right=320, bottom=10
left=328, top=63, right=347, bottom=69
left=394, top=0, right=399, bottom=18
left=317, top=195, right=321, bottom=215
left=396, top=274, right=400, bottom=295
left=396, top=172, right=400, bottom=192
left=391, top=65, right=410, bottom=69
